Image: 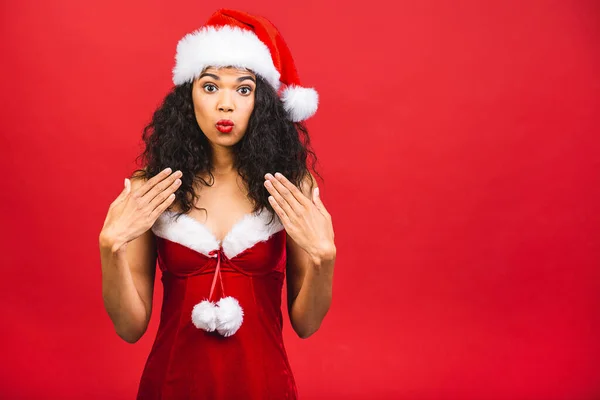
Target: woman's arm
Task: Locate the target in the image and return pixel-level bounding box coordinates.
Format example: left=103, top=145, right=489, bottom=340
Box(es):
left=285, top=173, right=336, bottom=339
left=286, top=232, right=335, bottom=339
left=99, top=178, right=158, bottom=343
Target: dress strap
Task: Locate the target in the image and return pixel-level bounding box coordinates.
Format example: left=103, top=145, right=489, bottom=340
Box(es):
left=208, top=248, right=225, bottom=301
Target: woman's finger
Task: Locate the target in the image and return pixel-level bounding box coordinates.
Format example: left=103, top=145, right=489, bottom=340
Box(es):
left=142, top=169, right=182, bottom=206
left=265, top=175, right=304, bottom=215
left=149, top=192, right=177, bottom=221
left=110, top=178, right=131, bottom=209
left=124, top=178, right=131, bottom=194
left=312, top=186, right=330, bottom=218
left=148, top=177, right=182, bottom=211
left=134, top=168, right=168, bottom=198
left=273, top=173, right=311, bottom=206
left=265, top=179, right=296, bottom=218
left=268, top=195, right=292, bottom=228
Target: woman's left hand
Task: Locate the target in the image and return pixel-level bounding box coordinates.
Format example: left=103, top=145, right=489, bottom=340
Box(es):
left=264, top=172, right=335, bottom=266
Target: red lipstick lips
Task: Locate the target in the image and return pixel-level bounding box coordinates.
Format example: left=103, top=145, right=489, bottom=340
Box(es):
left=216, top=119, right=234, bottom=133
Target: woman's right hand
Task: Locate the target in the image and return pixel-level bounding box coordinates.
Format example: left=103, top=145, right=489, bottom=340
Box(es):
left=100, top=167, right=183, bottom=253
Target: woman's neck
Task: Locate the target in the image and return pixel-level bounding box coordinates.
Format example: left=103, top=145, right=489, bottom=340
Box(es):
left=211, top=145, right=236, bottom=175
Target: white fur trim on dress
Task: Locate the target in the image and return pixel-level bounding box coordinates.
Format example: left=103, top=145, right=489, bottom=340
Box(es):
left=151, top=210, right=220, bottom=257
left=281, top=85, right=319, bottom=122
left=221, top=208, right=285, bottom=259
left=173, top=25, right=281, bottom=91
left=151, top=207, right=284, bottom=259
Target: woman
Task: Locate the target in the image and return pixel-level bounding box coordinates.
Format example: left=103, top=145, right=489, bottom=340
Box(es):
left=98, top=9, right=336, bottom=399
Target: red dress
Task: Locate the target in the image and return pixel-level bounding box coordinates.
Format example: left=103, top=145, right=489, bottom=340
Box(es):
left=136, top=208, right=298, bottom=399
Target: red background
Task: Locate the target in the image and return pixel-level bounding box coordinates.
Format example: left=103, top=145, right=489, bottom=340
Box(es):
left=1, top=0, right=599, bottom=399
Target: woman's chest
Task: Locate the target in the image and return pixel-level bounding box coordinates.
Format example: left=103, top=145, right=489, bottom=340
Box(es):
left=151, top=208, right=287, bottom=277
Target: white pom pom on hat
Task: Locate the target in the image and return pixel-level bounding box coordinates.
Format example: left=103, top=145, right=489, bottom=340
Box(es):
left=172, top=8, right=319, bottom=122
left=281, top=85, right=319, bottom=123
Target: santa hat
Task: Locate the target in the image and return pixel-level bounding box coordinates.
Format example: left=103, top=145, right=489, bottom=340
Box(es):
left=172, top=8, right=319, bottom=122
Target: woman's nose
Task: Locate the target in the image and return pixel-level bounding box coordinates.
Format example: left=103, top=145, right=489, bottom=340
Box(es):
left=218, top=91, right=234, bottom=112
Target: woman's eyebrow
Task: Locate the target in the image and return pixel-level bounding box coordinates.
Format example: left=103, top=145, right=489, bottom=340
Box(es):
left=199, top=72, right=219, bottom=80
left=237, top=76, right=256, bottom=84
left=198, top=73, right=256, bottom=83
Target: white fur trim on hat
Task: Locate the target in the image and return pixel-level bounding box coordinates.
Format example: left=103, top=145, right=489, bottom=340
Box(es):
left=281, top=85, right=319, bottom=122
left=173, top=25, right=281, bottom=90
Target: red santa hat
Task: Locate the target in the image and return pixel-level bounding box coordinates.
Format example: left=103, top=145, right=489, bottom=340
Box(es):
left=172, top=8, right=319, bottom=122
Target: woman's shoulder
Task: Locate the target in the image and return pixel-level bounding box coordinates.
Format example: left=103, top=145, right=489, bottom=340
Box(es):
left=298, top=171, right=317, bottom=198
left=128, top=168, right=151, bottom=186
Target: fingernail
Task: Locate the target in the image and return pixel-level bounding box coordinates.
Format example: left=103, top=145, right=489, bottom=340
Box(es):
left=164, top=167, right=172, bottom=174
left=274, top=172, right=283, bottom=179
left=265, top=173, right=274, bottom=179
left=315, top=187, right=320, bottom=197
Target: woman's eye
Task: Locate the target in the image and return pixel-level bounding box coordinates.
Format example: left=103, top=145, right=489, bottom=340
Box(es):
left=203, top=84, right=217, bottom=93
left=238, top=87, right=252, bottom=95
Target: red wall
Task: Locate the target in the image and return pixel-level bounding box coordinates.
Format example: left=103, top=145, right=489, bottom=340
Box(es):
left=1, top=0, right=599, bottom=399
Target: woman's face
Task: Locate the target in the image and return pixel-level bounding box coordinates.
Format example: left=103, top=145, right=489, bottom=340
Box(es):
left=192, top=66, right=256, bottom=147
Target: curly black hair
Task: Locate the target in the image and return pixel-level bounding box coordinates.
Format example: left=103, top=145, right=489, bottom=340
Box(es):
left=130, top=73, right=321, bottom=223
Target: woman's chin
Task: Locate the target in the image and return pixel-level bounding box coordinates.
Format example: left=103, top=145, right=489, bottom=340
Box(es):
left=207, top=132, right=244, bottom=146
